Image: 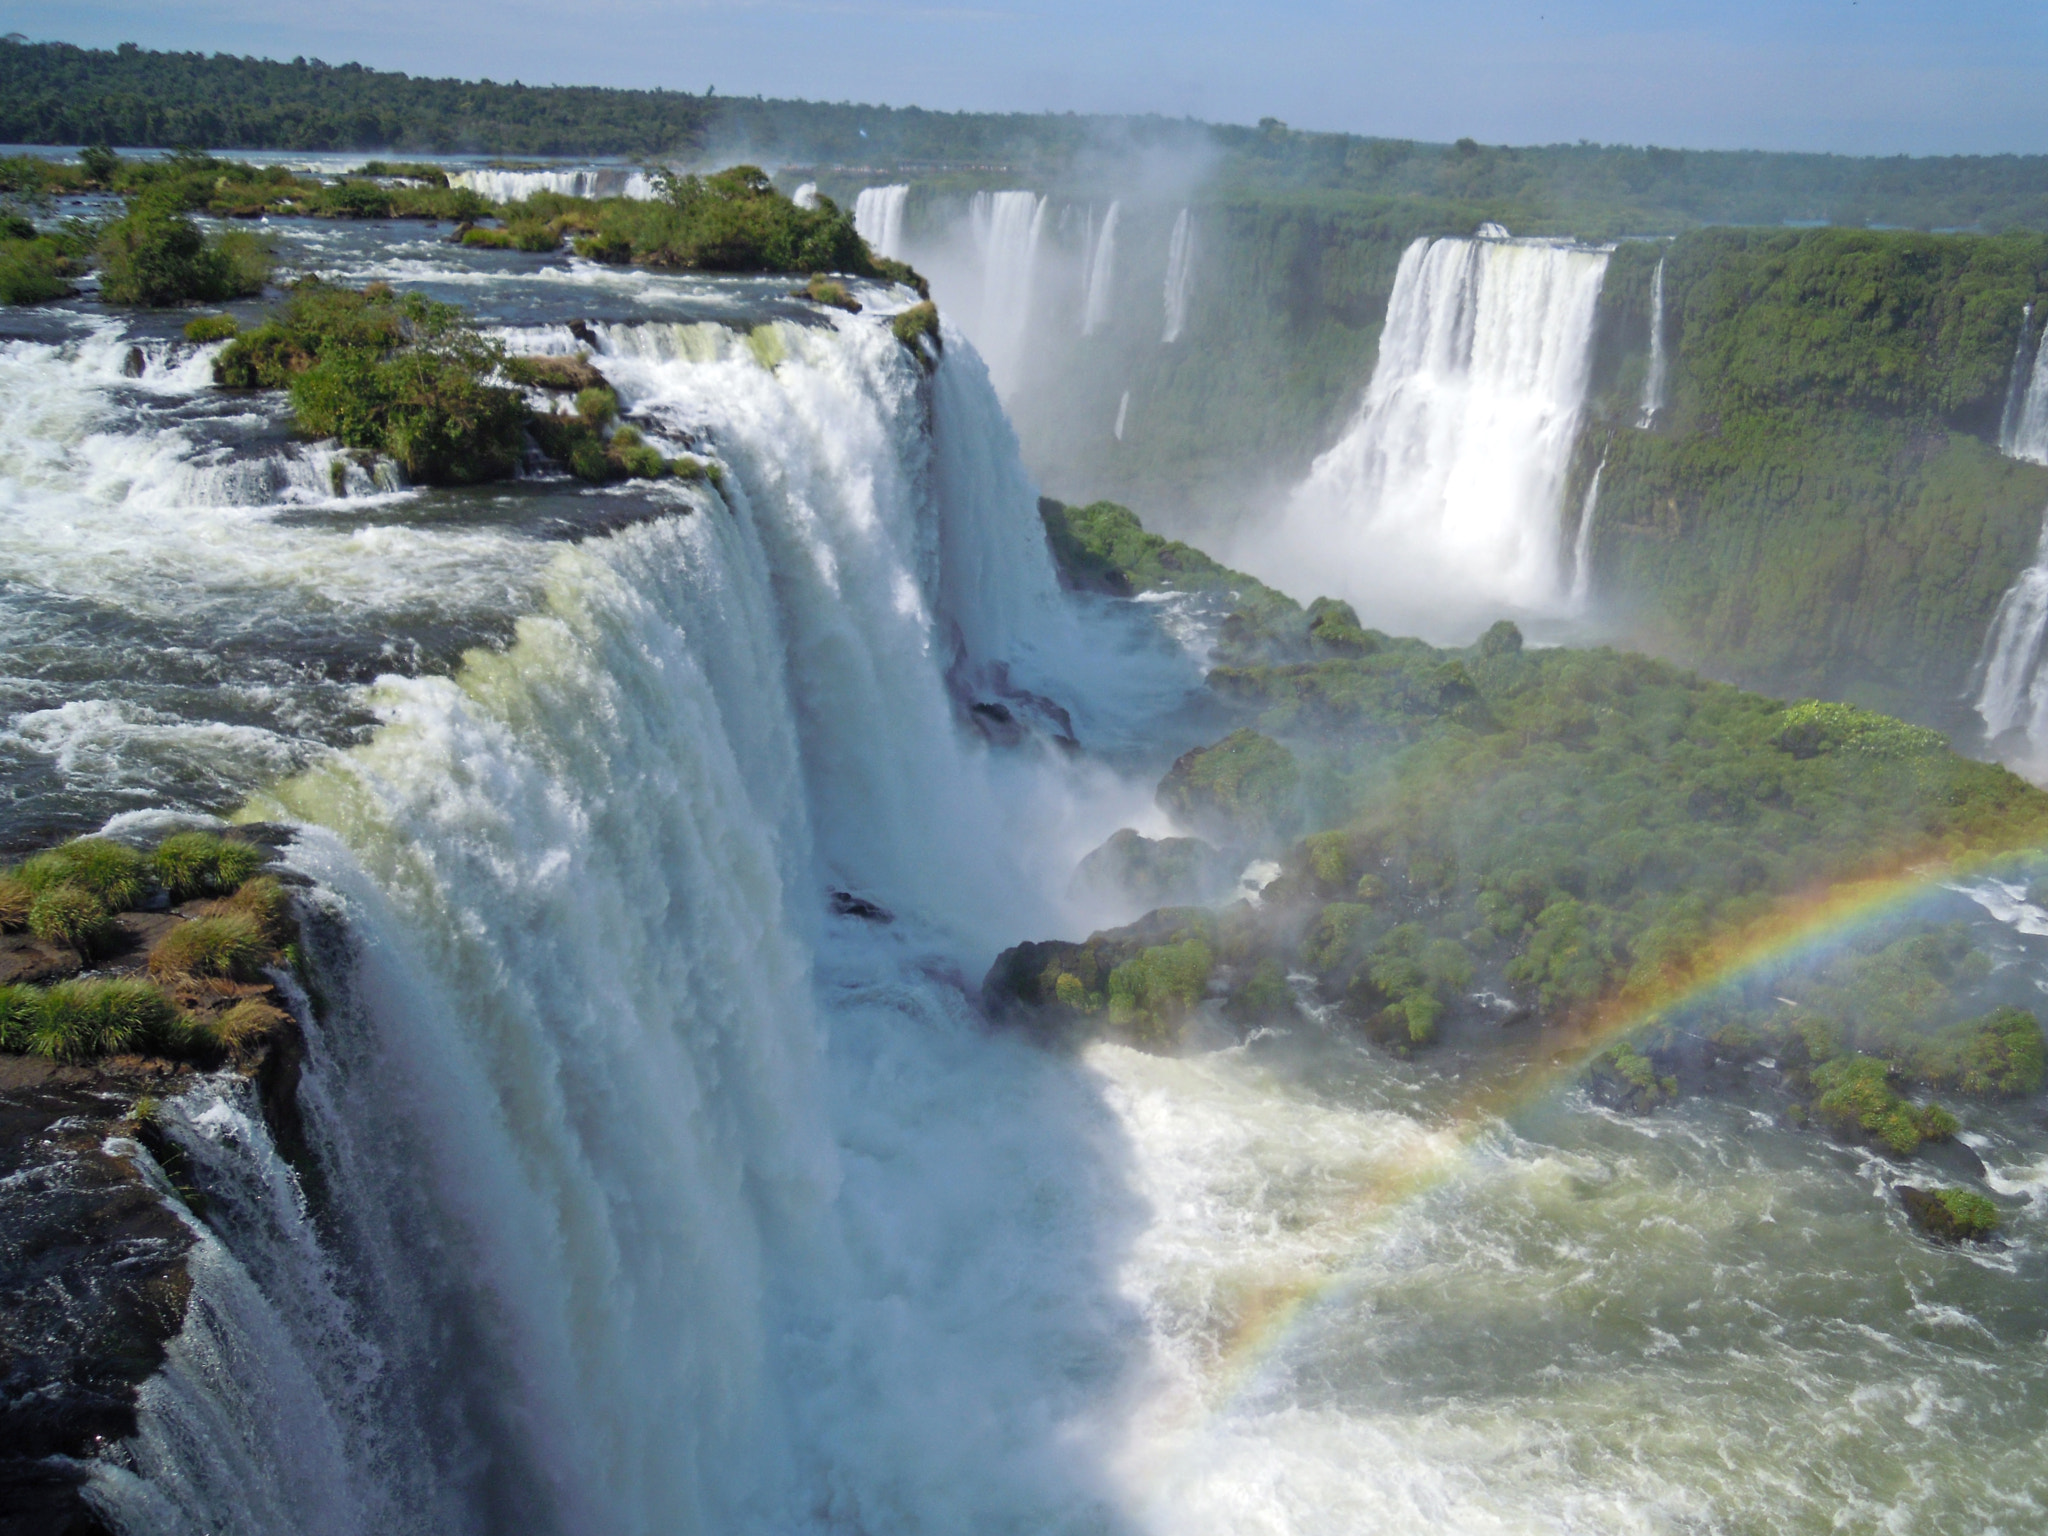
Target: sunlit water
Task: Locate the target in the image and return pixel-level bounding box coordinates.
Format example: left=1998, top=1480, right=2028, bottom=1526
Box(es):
left=2, top=215, right=2045, bottom=1535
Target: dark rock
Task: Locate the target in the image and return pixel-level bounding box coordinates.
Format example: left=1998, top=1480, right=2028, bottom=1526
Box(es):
left=0, top=935, right=82, bottom=987
left=568, top=319, right=601, bottom=349
left=829, top=890, right=892, bottom=923
left=505, top=354, right=606, bottom=393
left=120, top=347, right=145, bottom=379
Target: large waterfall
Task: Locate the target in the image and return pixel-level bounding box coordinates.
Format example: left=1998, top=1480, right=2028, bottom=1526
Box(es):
left=2004, top=312, right=2048, bottom=465
left=1229, top=234, right=1610, bottom=638
left=964, top=190, right=1048, bottom=396
left=852, top=185, right=909, bottom=261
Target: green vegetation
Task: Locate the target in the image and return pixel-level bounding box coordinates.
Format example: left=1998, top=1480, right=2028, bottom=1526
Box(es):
left=150, top=830, right=263, bottom=901
left=96, top=195, right=269, bottom=305
left=796, top=274, right=860, bottom=312
left=1155, top=729, right=1301, bottom=845
left=18, top=836, right=149, bottom=908
left=993, top=502, right=2048, bottom=1062
left=148, top=914, right=268, bottom=983
left=217, top=281, right=526, bottom=484
left=891, top=301, right=940, bottom=354
left=1898, top=1184, right=2001, bottom=1241
left=1583, top=229, right=2048, bottom=716
left=182, top=313, right=238, bottom=342
left=555, top=166, right=885, bottom=276
left=528, top=384, right=679, bottom=483
left=0, top=216, right=85, bottom=304
left=1808, top=1054, right=1958, bottom=1155
left=0, top=977, right=194, bottom=1062
left=27, top=884, right=116, bottom=956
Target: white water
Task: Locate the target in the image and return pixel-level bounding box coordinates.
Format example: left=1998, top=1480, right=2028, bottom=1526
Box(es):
left=1638, top=256, right=1668, bottom=427
left=853, top=185, right=910, bottom=261
left=1083, top=202, right=1121, bottom=337
left=2005, top=315, right=2048, bottom=467
left=448, top=168, right=660, bottom=202
left=1230, top=235, right=1610, bottom=638
left=1974, top=512, right=2048, bottom=756
left=967, top=190, right=1048, bottom=395
left=1161, top=209, right=1194, bottom=344
left=792, top=182, right=819, bottom=210
left=1116, top=388, right=1131, bottom=441
left=1569, top=448, right=1608, bottom=610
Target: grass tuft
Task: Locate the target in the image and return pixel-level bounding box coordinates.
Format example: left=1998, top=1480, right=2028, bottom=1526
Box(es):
left=149, top=913, right=270, bottom=983
left=152, top=831, right=264, bottom=901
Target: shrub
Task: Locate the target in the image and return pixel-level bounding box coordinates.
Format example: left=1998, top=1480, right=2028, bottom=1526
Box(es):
left=1952, top=1006, right=2047, bottom=1097
left=0, top=983, right=38, bottom=1050
left=31, top=837, right=149, bottom=909
left=0, top=875, right=30, bottom=930
left=184, top=312, right=239, bottom=343
left=503, top=354, right=604, bottom=392
left=149, top=913, right=269, bottom=983
left=0, top=237, right=75, bottom=304
left=796, top=274, right=861, bottom=312
left=206, top=874, right=293, bottom=945
left=207, top=996, right=287, bottom=1053
left=29, top=978, right=189, bottom=1062
left=28, top=884, right=115, bottom=956
left=97, top=203, right=269, bottom=306
left=1106, top=938, right=1213, bottom=1046
left=574, top=385, right=618, bottom=423
left=1810, top=1054, right=1954, bottom=1156
left=152, top=830, right=264, bottom=900
left=891, top=301, right=940, bottom=353
left=1899, top=1184, right=2001, bottom=1241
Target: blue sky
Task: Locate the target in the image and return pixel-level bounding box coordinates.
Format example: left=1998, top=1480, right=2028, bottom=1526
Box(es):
left=13, top=0, right=2048, bottom=155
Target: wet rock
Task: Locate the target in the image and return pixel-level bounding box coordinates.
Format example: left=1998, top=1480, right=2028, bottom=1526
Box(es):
left=120, top=347, right=145, bottom=379
left=829, top=890, right=892, bottom=923
left=0, top=935, right=83, bottom=987
left=1070, top=828, right=1228, bottom=912
left=505, top=354, right=606, bottom=393
left=1897, top=1184, right=2000, bottom=1242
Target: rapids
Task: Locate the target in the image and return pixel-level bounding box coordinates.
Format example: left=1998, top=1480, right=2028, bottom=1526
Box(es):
left=3, top=212, right=2046, bottom=1536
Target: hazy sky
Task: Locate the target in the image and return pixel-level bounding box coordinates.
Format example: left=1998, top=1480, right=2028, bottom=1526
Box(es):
left=16, top=0, right=2048, bottom=156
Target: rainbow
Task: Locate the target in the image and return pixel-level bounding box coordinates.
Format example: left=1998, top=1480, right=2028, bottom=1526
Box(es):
left=1204, top=844, right=2043, bottom=1402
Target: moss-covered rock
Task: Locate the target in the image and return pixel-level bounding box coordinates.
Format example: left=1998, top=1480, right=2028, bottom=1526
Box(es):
left=1156, top=729, right=1301, bottom=846
left=1071, top=828, right=1228, bottom=910
left=1897, top=1184, right=2001, bottom=1242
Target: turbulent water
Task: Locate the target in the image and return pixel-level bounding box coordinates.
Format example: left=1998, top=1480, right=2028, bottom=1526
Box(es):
left=8, top=210, right=2048, bottom=1536
left=448, top=167, right=659, bottom=202
left=1230, top=235, right=1610, bottom=640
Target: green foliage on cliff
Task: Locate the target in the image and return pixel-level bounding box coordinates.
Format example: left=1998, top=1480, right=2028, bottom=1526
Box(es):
left=217, top=281, right=526, bottom=484
left=96, top=194, right=269, bottom=305
left=1582, top=228, right=2048, bottom=717
left=1156, top=730, right=1301, bottom=845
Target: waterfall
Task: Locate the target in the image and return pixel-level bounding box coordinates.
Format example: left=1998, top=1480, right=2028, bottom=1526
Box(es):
left=1638, top=256, right=1669, bottom=428
left=448, top=168, right=658, bottom=202
left=1569, top=448, right=1609, bottom=610
left=967, top=190, right=1048, bottom=395
left=1974, top=513, right=2048, bottom=749
left=2004, top=309, right=2048, bottom=466
left=1231, top=235, right=1610, bottom=637
left=852, top=184, right=909, bottom=261
left=1081, top=202, right=1120, bottom=337
left=1115, top=389, right=1130, bottom=441
left=792, top=182, right=819, bottom=210
left=1161, top=208, right=1194, bottom=344
left=80, top=311, right=1189, bottom=1533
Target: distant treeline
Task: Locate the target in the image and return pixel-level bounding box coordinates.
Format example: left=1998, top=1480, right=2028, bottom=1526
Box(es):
left=8, top=38, right=2048, bottom=234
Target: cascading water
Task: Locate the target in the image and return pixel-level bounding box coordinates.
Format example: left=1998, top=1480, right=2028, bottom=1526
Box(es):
left=448, top=168, right=658, bottom=202
left=1569, top=447, right=1608, bottom=610
left=1638, top=255, right=1669, bottom=427
left=1229, top=234, right=1610, bottom=638
left=1115, top=389, right=1130, bottom=441
left=1083, top=202, right=1121, bottom=337
left=852, top=185, right=910, bottom=261
left=2004, top=313, right=2048, bottom=466
left=1974, top=514, right=2048, bottom=755
left=792, top=182, right=819, bottom=210
left=966, top=190, right=1048, bottom=396
left=1161, top=209, right=1193, bottom=344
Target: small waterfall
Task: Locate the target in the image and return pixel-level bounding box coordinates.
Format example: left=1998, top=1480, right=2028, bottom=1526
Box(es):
left=448, top=168, right=657, bottom=202
left=853, top=184, right=909, bottom=260
left=1569, top=448, right=1608, bottom=609
left=1082, top=201, right=1120, bottom=337
left=1638, top=256, right=1669, bottom=428
left=2003, top=307, right=2048, bottom=465
left=1115, top=389, right=1130, bottom=441
left=1161, top=208, right=1194, bottom=344
left=1974, top=511, right=2048, bottom=748
left=792, top=182, right=819, bottom=210
left=1233, top=235, right=1611, bottom=635
left=968, top=190, right=1048, bottom=395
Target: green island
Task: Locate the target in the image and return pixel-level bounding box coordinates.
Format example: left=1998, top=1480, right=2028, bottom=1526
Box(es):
left=990, top=500, right=2048, bottom=1222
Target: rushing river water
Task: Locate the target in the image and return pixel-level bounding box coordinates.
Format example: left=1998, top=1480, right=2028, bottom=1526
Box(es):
left=5, top=215, right=2048, bottom=1535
